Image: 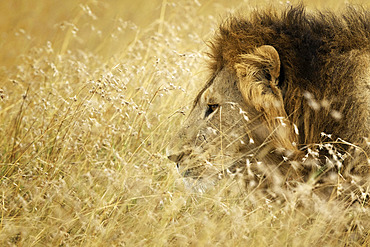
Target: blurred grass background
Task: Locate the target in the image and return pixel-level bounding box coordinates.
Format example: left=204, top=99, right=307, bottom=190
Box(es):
left=2, top=0, right=368, bottom=66
left=0, top=0, right=369, bottom=246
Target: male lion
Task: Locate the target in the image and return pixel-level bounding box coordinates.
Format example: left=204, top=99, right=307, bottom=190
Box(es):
left=167, top=6, right=370, bottom=201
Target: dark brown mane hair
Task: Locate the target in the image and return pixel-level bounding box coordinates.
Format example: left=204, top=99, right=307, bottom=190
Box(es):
left=208, top=5, right=370, bottom=152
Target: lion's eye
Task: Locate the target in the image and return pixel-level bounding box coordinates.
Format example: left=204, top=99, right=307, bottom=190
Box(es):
left=205, top=104, right=219, bottom=118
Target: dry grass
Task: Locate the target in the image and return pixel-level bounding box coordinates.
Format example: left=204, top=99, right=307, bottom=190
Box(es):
left=0, top=0, right=369, bottom=246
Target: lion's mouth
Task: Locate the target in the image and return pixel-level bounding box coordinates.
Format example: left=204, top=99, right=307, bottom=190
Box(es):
left=176, top=164, right=199, bottom=178
left=176, top=162, right=189, bottom=177
left=177, top=159, right=245, bottom=179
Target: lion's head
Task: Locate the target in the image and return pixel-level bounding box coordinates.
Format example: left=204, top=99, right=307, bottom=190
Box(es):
left=167, top=6, right=370, bottom=194
left=167, top=45, right=300, bottom=192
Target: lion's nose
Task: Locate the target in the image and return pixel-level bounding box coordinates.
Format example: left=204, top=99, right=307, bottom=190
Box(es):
left=166, top=147, right=185, bottom=163
left=167, top=151, right=185, bottom=163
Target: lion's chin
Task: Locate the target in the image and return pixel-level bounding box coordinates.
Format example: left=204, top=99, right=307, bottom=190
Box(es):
left=179, top=161, right=245, bottom=193
left=182, top=177, right=217, bottom=193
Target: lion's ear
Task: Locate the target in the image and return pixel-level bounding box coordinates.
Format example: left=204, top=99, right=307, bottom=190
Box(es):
left=235, top=45, right=282, bottom=111
left=255, top=45, right=280, bottom=81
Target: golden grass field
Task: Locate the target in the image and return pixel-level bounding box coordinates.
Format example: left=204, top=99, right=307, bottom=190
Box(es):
left=0, top=0, right=369, bottom=246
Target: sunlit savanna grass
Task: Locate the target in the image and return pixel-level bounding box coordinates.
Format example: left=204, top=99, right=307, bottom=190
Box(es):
left=0, top=0, right=369, bottom=246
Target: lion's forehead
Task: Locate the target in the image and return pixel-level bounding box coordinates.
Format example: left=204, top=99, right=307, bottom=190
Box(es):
left=201, top=89, right=212, bottom=102
left=201, top=68, right=240, bottom=102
